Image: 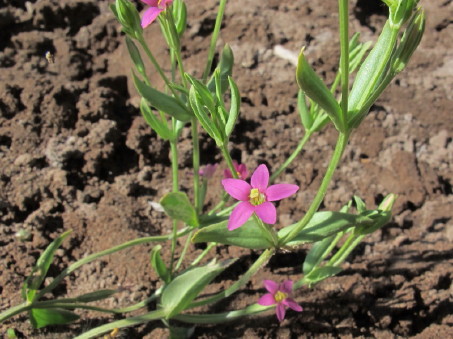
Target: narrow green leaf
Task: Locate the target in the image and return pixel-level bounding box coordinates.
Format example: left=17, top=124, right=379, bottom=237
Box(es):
left=161, top=259, right=236, bottom=318
left=125, top=36, right=146, bottom=75
left=30, top=308, right=79, bottom=329
left=225, top=76, right=240, bottom=138
left=297, top=90, right=313, bottom=131
left=150, top=245, right=171, bottom=284
left=296, top=48, right=344, bottom=132
left=140, top=99, right=173, bottom=140
left=303, top=234, right=336, bottom=275
left=192, top=219, right=272, bottom=250
left=278, top=211, right=374, bottom=246
left=303, top=266, right=343, bottom=286
left=22, top=230, right=72, bottom=302
left=207, top=44, right=234, bottom=95
left=133, top=73, right=192, bottom=122
left=75, top=289, right=117, bottom=303
left=172, top=0, right=187, bottom=37
left=160, top=192, right=199, bottom=227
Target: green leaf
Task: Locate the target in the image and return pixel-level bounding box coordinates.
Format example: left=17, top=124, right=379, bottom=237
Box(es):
left=303, top=234, right=336, bottom=275
left=74, top=289, right=117, bottom=303
left=6, top=328, right=17, bottom=339
left=296, top=48, right=344, bottom=132
left=192, top=219, right=272, bottom=249
left=207, top=44, right=234, bottom=95
left=29, top=308, right=79, bottom=329
left=278, top=211, right=373, bottom=246
left=161, top=259, right=236, bottom=318
left=125, top=36, right=146, bottom=75
left=160, top=192, right=199, bottom=227
left=150, top=245, right=171, bottom=284
left=303, top=266, right=343, bottom=286
left=22, top=230, right=72, bottom=302
left=133, top=73, right=192, bottom=122
left=297, top=90, right=313, bottom=131
left=140, top=98, right=173, bottom=140
left=225, top=76, right=240, bottom=138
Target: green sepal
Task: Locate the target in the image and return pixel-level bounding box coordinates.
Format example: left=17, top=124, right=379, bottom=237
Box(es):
left=207, top=44, right=234, bottom=95
left=302, top=266, right=343, bottom=287
left=114, top=0, right=142, bottom=39
left=225, top=76, right=240, bottom=138
left=125, top=36, right=146, bottom=75
left=160, top=192, right=199, bottom=228
left=140, top=98, right=174, bottom=141
left=278, top=211, right=373, bottom=247
left=29, top=308, right=80, bottom=329
left=296, top=48, right=344, bottom=132
left=22, top=230, right=72, bottom=302
left=133, top=73, right=192, bottom=122
left=161, top=259, right=236, bottom=318
left=192, top=219, right=272, bottom=250
left=150, top=245, right=171, bottom=284
left=73, top=289, right=117, bottom=303
left=172, top=0, right=187, bottom=37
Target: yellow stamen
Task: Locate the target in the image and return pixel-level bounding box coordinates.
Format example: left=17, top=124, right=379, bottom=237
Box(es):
left=274, top=291, right=287, bottom=303
left=249, top=188, right=266, bottom=206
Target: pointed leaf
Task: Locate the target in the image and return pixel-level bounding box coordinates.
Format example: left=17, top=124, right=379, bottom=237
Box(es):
left=160, top=192, right=199, bottom=227
left=133, top=73, right=192, bottom=122
left=225, top=76, right=240, bottom=138
left=140, top=98, right=173, bottom=140
left=125, top=36, right=145, bottom=75
left=150, top=245, right=171, bottom=284
left=303, top=266, right=343, bottom=286
left=172, top=0, right=187, bottom=37
left=303, top=234, right=336, bottom=275
left=161, top=259, right=236, bottom=318
left=30, top=308, right=79, bottom=329
left=75, top=289, right=117, bottom=303
left=192, top=219, right=272, bottom=249
left=207, top=44, right=234, bottom=95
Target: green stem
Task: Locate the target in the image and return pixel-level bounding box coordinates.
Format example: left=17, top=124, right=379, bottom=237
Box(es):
left=174, top=231, right=194, bottom=271
left=192, top=119, right=201, bottom=213
left=0, top=302, right=30, bottom=323
left=270, top=131, right=312, bottom=183
left=338, top=0, right=349, bottom=125
left=191, top=242, right=217, bottom=267
left=174, top=304, right=273, bottom=324
left=328, top=233, right=364, bottom=267
left=202, top=0, right=228, bottom=82
left=280, top=132, right=349, bottom=245
left=220, top=143, right=239, bottom=179
left=73, top=309, right=166, bottom=339
left=36, top=229, right=190, bottom=300
left=169, top=137, right=180, bottom=274
left=189, top=248, right=274, bottom=308
left=253, top=214, right=278, bottom=248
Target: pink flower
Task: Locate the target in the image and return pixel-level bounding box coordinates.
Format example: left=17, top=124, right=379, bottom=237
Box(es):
left=221, top=164, right=299, bottom=230
left=199, top=163, right=218, bottom=179
left=258, top=279, right=303, bottom=322
left=140, top=0, right=173, bottom=28
left=224, top=160, right=249, bottom=180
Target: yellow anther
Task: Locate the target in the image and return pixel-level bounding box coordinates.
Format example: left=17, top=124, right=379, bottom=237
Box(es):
left=274, top=291, right=287, bottom=303
left=249, top=188, right=265, bottom=206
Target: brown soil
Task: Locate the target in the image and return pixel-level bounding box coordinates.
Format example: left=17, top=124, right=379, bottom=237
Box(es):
left=1, top=0, right=452, bottom=338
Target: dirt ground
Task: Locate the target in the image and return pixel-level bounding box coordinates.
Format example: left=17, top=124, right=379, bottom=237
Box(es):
left=0, top=0, right=452, bottom=338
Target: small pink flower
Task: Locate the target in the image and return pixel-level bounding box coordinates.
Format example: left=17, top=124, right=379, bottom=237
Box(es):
left=140, top=0, right=173, bottom=28
left=224, top=160, right=249, bottom=180
left=258, top=279, right=303, bottom=322
left=221, top=164, right=299, bottom=230
left=199, top=163, right=218, bottom=179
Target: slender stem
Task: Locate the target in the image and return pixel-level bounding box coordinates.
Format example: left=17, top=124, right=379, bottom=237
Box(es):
left=37, top=229, right=191, bottom=299
left=192, top=119, right=201, bottom=213
left=73, top=309, right=166, bottom=339
left=328, top=234, right=364, bottom=267
left=280, top=132, right=349, bottom=245
left=253, top=214, right=278, bottom=248
left=175, top=231, right=194, bottom=271
left=169, top=138, right=180, bottom=274
left=202, top=0, right=228, bottom=82
left=220, top=143, right=239, bottom=179
left=174, top=304, right=273, bottom=324
left=0, top=302, right=31, bottom=323
left=270, top=131, right=312, bottom=183
left=189, top=249, right=274, bottom=308
left=191, top=242, right=217, bottom=267
left=338, top=0, right=349, bottom=125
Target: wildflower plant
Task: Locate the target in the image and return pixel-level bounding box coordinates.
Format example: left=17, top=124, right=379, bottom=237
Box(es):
left=0, top=0, right=425, bottom=337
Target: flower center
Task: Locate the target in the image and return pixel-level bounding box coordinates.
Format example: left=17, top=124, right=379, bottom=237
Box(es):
left=274, top=291, right=287, bottom=303
left=249, top=188, right=266, bottom=206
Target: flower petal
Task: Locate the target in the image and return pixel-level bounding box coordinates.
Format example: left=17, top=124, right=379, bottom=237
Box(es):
left=255, top=202, right=276, bottom=224
left=276, top=303, right=286, bottom=322
left=282, top=298, right=303, bottom=312
left=280, top=280, right=293, bottom=294
left=257, top=293, right=276, bottom=306
left=222, top=179, right=251, bottom=201
left=263, top=279, right=279, bottom=294
left=141, top=7, right=163, bottom=28
left=227, top=202, right=254, bottom=230
left=266, top=184, right=299, bottom=201
left=251, top=164, right=269, bottom=191
left=141, top=0, right=159, bottom=6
